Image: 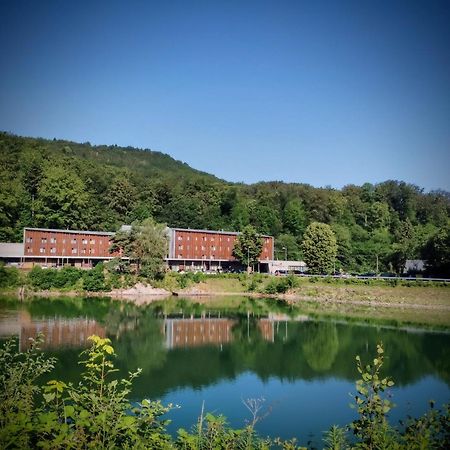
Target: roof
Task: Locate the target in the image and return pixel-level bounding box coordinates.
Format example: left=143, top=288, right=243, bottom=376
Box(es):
left=404, top=259, right=426, bottom=272
left=170, top=227, right=273, bottom=239
left=24, top=227, right=115, bottom=236
left=0, top=243, right=24, bottom=258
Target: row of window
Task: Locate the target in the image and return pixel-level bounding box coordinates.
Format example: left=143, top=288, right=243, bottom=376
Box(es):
left=27, top=247, right=99, bottom=255
left=177, top=235, right=233, bottom=242
left=176, top=235, right=271, bottom=243
left=178, top=254, right=219, bottom=259
left=176, top=254, right=269, bottom=260
left=177, top=245, right=232, bottom=252
left=25, top=237, right=107, bottom=245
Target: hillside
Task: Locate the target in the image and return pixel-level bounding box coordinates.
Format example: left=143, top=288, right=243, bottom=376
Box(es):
left=0, top=132, right=449, bottom=275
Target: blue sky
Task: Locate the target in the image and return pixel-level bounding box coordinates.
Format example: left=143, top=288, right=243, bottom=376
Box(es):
left=1, top=0, right=449, bottom=191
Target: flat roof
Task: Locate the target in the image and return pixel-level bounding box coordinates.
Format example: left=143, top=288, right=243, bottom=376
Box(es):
left=171, top=227, right=273, bottom=239
left=0, top=243, right=24, bottom=258
left=24, top=227, right=115, bottom=236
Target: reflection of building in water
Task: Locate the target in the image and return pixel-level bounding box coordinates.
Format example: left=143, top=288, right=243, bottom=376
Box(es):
left=21, top=318, right=106, bottom=351
left=0, top=310, right=106, bottom=351
left=162, top=314, right=310, bottom=349
left=164, top=318, right=236, bottom=349
left=258, top=319, right=275, bottom=342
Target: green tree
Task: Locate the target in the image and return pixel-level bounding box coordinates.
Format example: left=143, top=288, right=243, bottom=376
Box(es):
left=389, top=219, right=415, bottom=274
left=232, top=225, right=263, bottom=272
left=283, top=199, right=307, bottom=236
left=34, top=166, right=90, bottom=229
left=422, top=224, right=450, bottom=277
left=107, top=175, right=138, bottom=219
left=111, top=218, right=169, bottom=279
left=302, top=222, right=337, bottom=274
left=274, top=233, right=301, bottom=261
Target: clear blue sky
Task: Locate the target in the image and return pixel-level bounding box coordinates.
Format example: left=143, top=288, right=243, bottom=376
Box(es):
left=1, top=0, right=449, bottom=191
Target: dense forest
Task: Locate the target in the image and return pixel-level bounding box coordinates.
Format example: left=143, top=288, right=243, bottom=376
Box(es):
left=0, top=132, right=449, bottom=275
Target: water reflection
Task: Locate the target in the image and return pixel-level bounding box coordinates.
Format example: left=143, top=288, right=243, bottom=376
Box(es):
left=1, top=295, right=449, bottom=443
left=0, top=309, right=105, bottom=350
left=0, top=296, right=449, bottom=393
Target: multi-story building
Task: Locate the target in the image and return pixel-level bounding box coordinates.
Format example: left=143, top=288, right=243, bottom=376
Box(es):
left=0, top=226, right=275, bottom=272
left=21, top=227, right=116, bottom=268
left=166, top=227, right=274, bottom=272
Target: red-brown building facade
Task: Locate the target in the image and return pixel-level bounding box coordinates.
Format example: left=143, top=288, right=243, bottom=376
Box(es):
left=1, top=226, right=274, bottom=271
left=22, top=227, right=116, bottom=268
left=167, top=228, right=274, bottom=272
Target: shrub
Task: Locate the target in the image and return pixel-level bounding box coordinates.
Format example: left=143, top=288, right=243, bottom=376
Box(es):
left=82, top=263, right=107, bottom=292
left=0, top=335, right=172, bottom=449
left=54, top=266, right=83, bottom=289
left=28, top=266, right=58, bottom=290
left=0, top=264, right=20, bottom=288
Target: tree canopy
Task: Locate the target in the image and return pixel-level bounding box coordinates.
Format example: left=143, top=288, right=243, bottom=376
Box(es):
left=1, top=132, right=449, bottom=276
left=232, top=225, right=263, bottom=271
left=302, top=222, right=338, bottom=274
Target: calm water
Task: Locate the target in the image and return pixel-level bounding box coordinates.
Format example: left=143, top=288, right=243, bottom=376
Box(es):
left=0, top=295, right=449, bottom=445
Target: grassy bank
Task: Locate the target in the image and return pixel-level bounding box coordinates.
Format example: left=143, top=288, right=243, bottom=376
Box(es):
left=2, top=265, right=449, bottom=327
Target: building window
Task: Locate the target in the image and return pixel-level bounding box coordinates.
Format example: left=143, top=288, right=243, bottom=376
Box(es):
left=201, top=246, right=205, bottom=251
left=27, top=247, right=32, bottom=253
left=100, top=240, right=103, bottom=244
left=39, top=247, right=45, bottom=253
left=81, top=248, right=86, bottom=254
left=178, top=245, right=183, bottom=250
left=62, top=239, right=66, bottom=244
left=178, top=254, right=182, bottom=259
left=227, top=237, right=230, bottom=242
left=82, top=239, right=88, bottom=244
left=187, top=236, right=190, bottom=241
left=71, top=239, right=77, bottom=244
left=89, top=249, right=95, bottom=254
left=178, top=236, right=182, bottom=240
left=41, top=238, right=47, bottom=244
left=26, top=237, right=32, bottom=243
left=195, top=237, right=198, bottom=241
left=210, top=237, right=214, bottom=241
left=71, top=248, right=77, bottom=254
left=50, top=248, right=56, bottom=254
left=90, top=239, right=95, bottom=244
left=211, top=246, right=216, bottom=251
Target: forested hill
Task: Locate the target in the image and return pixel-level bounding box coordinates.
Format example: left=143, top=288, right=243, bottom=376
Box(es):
left=1, top=132, right=449, bottom=275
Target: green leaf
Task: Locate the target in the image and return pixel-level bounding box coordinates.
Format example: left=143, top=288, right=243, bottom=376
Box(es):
left=43, top=392, right=55, bottom=403
left=79, top=409, right=89, bottom=419
left=104, top=345, right=114, bottom=355
left=64, top=405, right=75, bottom=417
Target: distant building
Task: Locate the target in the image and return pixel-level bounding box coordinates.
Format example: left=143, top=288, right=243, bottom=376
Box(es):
left=267, top=259, right=307, bottom=275
left=404, top=259, right=426, bottom=275
left=0, top=226, right=275, bottom=271
left=166, top=227, right=274, bottom=272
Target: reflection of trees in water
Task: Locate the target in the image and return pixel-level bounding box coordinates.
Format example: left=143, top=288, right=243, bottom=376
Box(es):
left=4, top=295, right=449, bottom=397
left=302, top=322, right=339, bottom=372
left=108, top=309, right=168, bottom=374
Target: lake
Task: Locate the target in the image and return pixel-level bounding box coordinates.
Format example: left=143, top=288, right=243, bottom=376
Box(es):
left=0, top=295, right=449, bottom=446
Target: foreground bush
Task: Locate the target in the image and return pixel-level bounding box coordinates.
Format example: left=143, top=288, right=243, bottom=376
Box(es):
left=0, top=337, right=448, bottom=449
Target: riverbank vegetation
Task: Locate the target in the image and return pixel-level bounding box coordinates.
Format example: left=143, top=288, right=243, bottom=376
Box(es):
left=0, top=333, right=448, bottom=449
left=1, top=132, right=449, bottom=277
left=2, top=263, right=449, bottom=296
